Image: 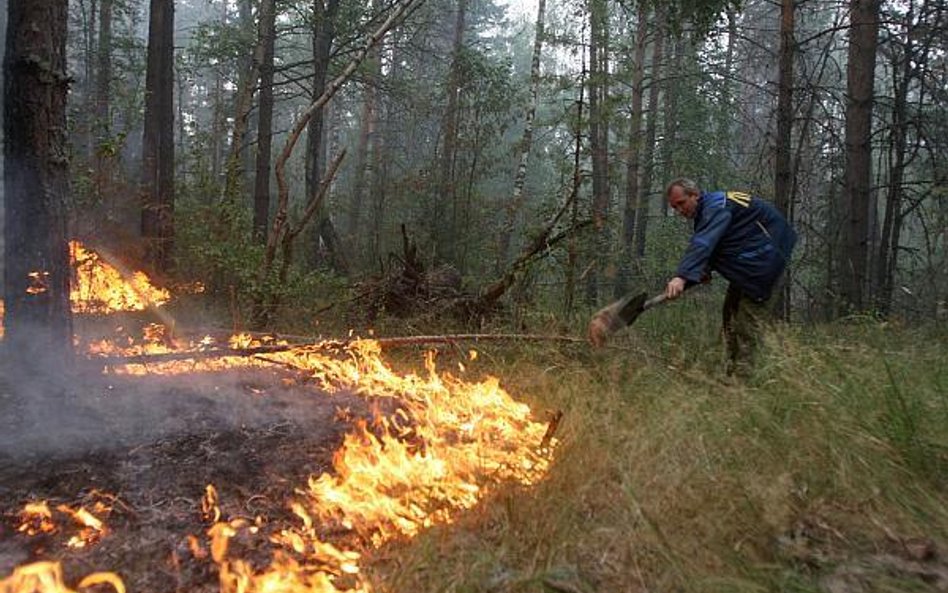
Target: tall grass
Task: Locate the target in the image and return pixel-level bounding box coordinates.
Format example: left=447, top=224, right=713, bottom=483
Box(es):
left=370, top=309, right=948, bottom=592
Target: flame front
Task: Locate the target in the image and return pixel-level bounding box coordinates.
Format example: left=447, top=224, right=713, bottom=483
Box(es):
left=0, top=241, right=172, bottom=337
left=17, top=503, right=55, bottom=536
left=3, top=250, right=556, bottom=592
left=295, top=344, right=550, bottom=543
left=6, top=501, right=118, bottom=593
left=196, top=340, right=554, bottom=592
left=69, top=241, right=170, bottom=313
left=16, top=498, right=111, bottom=549
left=0, top=562, right=124, bottom=593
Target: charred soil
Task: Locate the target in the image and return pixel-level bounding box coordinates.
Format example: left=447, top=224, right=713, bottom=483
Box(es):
left=0, top=362, right=384, bottom=592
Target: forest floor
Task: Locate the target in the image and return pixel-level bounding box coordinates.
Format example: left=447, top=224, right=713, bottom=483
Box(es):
left=1, top=306, right=947, bottom=593
left=0, top=359, right=376, bottom=592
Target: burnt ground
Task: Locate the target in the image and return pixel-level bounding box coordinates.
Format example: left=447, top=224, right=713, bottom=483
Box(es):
left=0, top=358, right=383, bottom=592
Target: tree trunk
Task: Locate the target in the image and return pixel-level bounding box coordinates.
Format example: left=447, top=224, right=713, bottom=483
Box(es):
left=721, top=7, right=736, bottom=160
left=253, top=0, right=277, bottom=243
left=660, top=34, right=684, bottom=218
left=564, top=22, right=588, bottom=315
left=223, top=0, right=267, bottom=201
left=434, top=0, right=468, bottom=264
left=616, top=4, right=647, bottom=298
left=210, top=73, right=224, bottom=183
left=93, top=0, right=112, bottom=197
left=636, top=11, right=664, bottom=259
left=875, top=17, right=913, bottom=315
left=774, top=0, right=794, bottom=216
left=2, top=0, right=73, bottom=364
left=773, top=0, right=795, bottom=320
left=496, top=0, right=546, bottom=274
left=348, top=0, right=384, bottom=260
left=141, top=0, right=175, bottom=273
left=839, top=0, right=880, bottom=313
left=305, top=0, right=340, bottom=201
left=370, top=24, right=405, bottom=267
left=77, top=0, right=97, bottom=163
left=586, top=0, right=610, bottom=303
left=303, top=0, right=342, bottom=272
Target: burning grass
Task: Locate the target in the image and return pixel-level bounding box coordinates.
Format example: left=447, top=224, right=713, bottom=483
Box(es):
left=69, top=241, right=170, bottom=314
left=1, top=336, right=558, bottom=593
left=4, top=242, right=947, bottom=592
left=367, top=317, right=948, bottom=592
left=2, top=242, right=559, bottom=593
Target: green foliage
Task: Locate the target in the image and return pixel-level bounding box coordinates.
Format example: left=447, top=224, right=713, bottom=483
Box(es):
left=173, top=187, right=351, bottom=332
left=173, top=196, right=263, bottom=301
left=187, top=19, right=256, bottom=68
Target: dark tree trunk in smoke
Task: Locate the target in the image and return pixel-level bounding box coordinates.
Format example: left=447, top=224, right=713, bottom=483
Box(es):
left=2, top=0, right=73, bottom=364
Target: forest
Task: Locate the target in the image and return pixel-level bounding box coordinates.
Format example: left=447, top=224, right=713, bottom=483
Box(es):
left=1, top=0, right=947, bottom=592
left=3, top=0, right=947, bottom=337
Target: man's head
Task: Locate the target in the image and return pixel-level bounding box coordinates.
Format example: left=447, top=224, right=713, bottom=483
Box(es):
left=666, top=178, right=701, bottom=219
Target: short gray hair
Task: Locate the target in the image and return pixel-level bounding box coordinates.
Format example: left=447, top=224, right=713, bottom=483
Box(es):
left=665, top=177, right=701, bottom=198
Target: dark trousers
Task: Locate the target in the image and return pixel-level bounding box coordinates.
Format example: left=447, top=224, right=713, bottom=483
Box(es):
left=721, top=283, right=776, bottom=376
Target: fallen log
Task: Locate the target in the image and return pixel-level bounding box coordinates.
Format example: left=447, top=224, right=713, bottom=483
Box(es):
left=88, top=343, right=305, bottom=367
left=87, top=333, right=587, bottom=367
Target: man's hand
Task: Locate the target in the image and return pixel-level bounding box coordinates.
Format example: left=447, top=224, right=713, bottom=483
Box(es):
left=665, top=276, right=687, bottom=300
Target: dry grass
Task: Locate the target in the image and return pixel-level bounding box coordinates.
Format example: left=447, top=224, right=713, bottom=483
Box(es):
left=368, top=314, right=948, bottom=592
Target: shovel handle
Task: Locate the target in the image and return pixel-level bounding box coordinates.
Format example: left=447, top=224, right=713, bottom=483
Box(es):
left=642, top=293, right=668, bottom=311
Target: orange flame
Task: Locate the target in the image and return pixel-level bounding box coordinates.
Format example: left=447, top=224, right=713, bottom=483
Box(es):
left=57, top=505, right=108, bottom=549
left=26, top=272, right=50, bottom=295
left=17, top=502, right=55, bottom=536
left=69, top=241, right=170, bottom=313
left=16, top=498, right=111, bottom=550
left=5, top=320, right=555, bottom=592
left=0, top=561, right=124, bottom=593
left=187, top=339, right=555, bottom=593
left=202, top=484, right=221, bottom=524
left=1, top=241, right=172, bottom=337
left=292, top=344, right=551, bottom=545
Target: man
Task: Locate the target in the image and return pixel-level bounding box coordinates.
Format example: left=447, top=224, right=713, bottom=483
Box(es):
left=665, top=178, right=797, bottom=376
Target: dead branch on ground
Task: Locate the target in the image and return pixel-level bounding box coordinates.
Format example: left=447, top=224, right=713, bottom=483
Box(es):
left=88, top=333, right=586, bottom=367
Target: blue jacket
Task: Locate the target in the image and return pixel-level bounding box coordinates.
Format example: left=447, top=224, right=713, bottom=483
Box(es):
left=676, top=191, right=797, bottom=302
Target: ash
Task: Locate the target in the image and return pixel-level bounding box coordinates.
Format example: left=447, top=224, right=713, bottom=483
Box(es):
left=0, top=361, right=378, bottom=591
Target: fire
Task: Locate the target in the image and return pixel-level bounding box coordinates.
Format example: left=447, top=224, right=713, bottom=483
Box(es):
left=58, top=505, right=108, bottom=549
left=7, top=496, right=123, bottom=592
left=3, top=254, right=557, bottom=591
left=0, top=241, right=172, bottom=336
left=0, top=562, right=124, bottom=593
left=4, top=337, right=556, bottom=592
left=26, top=272, right=49, bottom=295
left=202, top=484, right=222, bottom=524
left=17, top=503, right=55, bottom=536
left=69, top=241, right=170, bottom=313
left=294, top=344, right=551, bottom=544
left=190, top=339, right=554, bottom=592
left=15, top=499, right=111, bottom=549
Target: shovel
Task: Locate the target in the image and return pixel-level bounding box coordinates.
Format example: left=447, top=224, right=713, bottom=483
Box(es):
left=587, top=292, right=668, bottom=347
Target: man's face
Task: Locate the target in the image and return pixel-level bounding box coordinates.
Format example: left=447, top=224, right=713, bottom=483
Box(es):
left=668, top=185, right=699, bottom=219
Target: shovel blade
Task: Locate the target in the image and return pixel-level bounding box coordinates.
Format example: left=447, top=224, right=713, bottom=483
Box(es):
left=616, top=292, right=648, bottom=326
left=587, top=292, right=647, bottom=347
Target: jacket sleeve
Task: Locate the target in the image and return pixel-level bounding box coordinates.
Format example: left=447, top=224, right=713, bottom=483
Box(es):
left=676, top=206, right=732, bottom=282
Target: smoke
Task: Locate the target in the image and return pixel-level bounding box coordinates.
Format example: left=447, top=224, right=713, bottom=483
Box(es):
left=0, top=352, right=359, bottom=461
left=1, top=0, right=7, bottom=295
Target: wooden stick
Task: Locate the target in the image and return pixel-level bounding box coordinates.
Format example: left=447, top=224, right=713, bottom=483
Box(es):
left=89, top=344, right=302, bottom=366
left=87, top=333, right=587, bottom=366
left=371, top=333, right=587, bottom=347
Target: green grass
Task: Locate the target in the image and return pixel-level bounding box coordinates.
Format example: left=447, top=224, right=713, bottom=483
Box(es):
left=366, top=311, right=948, bottom=592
